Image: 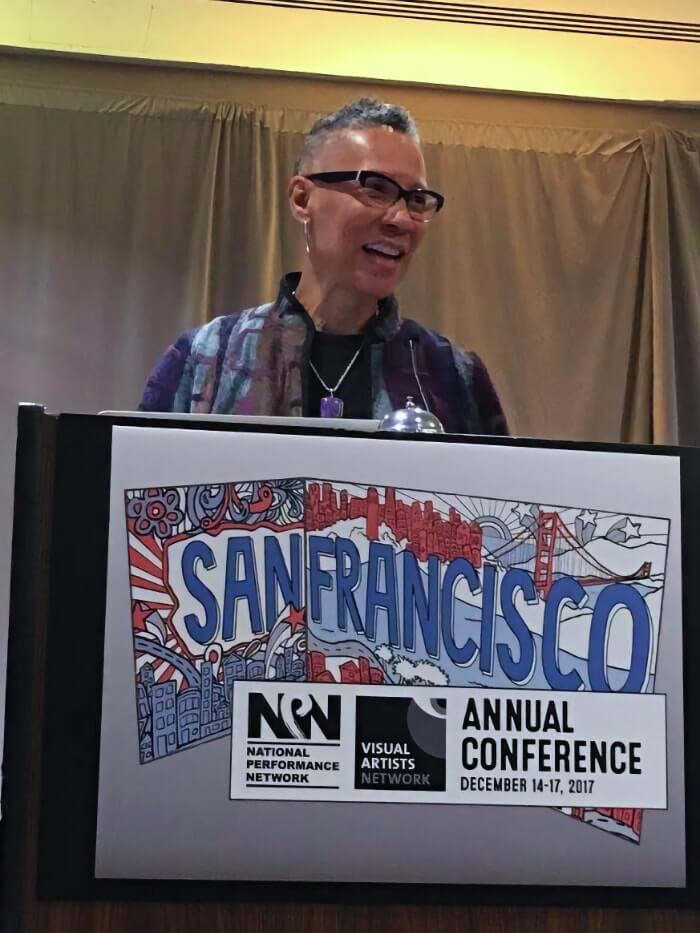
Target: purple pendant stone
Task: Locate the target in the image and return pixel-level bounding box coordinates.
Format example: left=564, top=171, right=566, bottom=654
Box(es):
left=320, top=395, right=344, bottom=418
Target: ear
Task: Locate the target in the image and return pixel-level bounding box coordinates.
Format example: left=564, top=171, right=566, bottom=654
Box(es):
left=288, top=176, right=312, bottom=224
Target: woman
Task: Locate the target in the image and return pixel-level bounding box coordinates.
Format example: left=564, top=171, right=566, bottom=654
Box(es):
left=140, top=98, right=507, bottom=435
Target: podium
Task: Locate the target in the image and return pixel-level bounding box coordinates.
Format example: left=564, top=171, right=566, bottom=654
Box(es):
left=3, top=405, right=700, bottom=933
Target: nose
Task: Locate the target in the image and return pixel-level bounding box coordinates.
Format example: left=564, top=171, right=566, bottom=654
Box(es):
left=381, top=196, right=415, bottom=230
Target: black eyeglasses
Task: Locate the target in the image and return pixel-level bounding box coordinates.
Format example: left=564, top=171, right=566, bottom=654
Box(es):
left=304, top=170, right=444, bottom=222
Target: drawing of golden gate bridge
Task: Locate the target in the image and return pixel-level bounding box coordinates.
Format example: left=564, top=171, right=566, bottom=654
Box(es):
left=488, top=511, right=652, bottom=598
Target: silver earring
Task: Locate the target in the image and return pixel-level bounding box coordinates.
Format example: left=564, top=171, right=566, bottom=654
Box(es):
left=303, top=219, right=311, bottom=256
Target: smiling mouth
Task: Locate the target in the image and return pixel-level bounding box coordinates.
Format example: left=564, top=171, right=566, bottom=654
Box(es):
left=362, top=244, right=406, bottom=262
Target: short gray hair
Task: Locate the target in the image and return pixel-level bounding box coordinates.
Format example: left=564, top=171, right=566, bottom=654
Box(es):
left=295, top=98, right=419, bottom=173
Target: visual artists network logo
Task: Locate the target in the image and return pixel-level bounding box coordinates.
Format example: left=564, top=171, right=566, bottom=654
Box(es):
left=354, top=695, right=447, bottom=792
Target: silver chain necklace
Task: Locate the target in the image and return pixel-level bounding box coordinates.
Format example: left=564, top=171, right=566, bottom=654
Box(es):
left=291, top=287, right=371, bottom=417
left=309, top=337, right=367, bottom=418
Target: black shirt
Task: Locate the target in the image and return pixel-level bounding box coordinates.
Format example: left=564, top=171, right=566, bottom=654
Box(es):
left=278, top=275, right=380, bottom=419
left=307, top=331, right=373, bottom=419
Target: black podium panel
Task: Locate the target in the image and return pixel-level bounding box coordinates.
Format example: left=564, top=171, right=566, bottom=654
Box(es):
left=3, top=408, right=700, bottom=933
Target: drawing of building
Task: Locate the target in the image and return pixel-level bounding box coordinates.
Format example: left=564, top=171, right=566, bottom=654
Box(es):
left=201, top=659, right=214, bottom=726
left=177, top=687, right=201, bottom=746
left=308, top=649, right=384, bottom=684
left=140, top=662, right=155, bottom=689
left=136, top=628, right=306, bottom=762
left=274, top=644, right=306, bottom=681
left=135, top=682, right=153, bottom=762
left=223, top=653, right=246, bottom=700
left=152, top=680, right=177, bottom=759
left=246, top=659, right=265, bottom=680
left=305, top=483, right=482, bottom=566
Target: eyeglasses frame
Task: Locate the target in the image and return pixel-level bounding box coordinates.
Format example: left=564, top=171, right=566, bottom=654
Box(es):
left=302, top=169, right=445, bottom=222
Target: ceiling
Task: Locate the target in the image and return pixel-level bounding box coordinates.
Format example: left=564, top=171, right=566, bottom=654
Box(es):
left=1, top=0, right=699, bottom=102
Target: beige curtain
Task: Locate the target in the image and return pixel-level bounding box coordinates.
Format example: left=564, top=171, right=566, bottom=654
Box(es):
left=2, top=68, right=699, bottom=445
left=643, top=127, right=700, bottom=444
left=417, top=127, right=652, bottom=442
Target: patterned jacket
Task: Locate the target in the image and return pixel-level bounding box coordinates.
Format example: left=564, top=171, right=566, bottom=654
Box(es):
left=139, top=274, right=508, bottom=436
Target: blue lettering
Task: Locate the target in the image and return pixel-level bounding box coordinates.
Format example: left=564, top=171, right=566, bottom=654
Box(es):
left=365, top=542, right=400, bottom=647
left=479, top=564, right=498, bottom=675
left=222, top=537, right=263, bottom=640
left=308, top=535, right=334, bottom=624
left=542, top=577, right=585, bottom=690
left=402, top=552, right=439, bottom=658
left=181, top=540, right=219, bottom=644
left=180, top=526, right=657, bottom=696
left=589, top=584, right=652, bottom=692
left=335, top=537, right=363, bottom=634
left=497, top=568, right=537, bottom=684
left=441, top=558, right=480, bottom=667
left=264, top=533, right=301, bottom=631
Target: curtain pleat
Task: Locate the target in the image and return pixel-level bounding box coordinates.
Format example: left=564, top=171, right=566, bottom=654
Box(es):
left=400, top=135, right=651, bottom=441
left=642, top=126, right=700, bottom=444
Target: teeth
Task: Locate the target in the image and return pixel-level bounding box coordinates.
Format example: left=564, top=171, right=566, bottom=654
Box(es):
left=365, top=243, right=402, bottom=257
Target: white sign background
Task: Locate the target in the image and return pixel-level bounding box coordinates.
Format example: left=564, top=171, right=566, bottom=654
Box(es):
left=96, top=425, right=685, bottom=886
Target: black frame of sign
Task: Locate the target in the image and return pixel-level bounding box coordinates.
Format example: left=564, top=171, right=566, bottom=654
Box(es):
left=3, top=408, right=699, bottom=909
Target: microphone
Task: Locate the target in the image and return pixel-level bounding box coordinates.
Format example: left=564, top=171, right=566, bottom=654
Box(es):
left=401, top=322, right=433, bottom=415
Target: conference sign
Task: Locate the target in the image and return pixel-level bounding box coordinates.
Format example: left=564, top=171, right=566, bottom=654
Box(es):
left=126, top=475, right=669, bottom=843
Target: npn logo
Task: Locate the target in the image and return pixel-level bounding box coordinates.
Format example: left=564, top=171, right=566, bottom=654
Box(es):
left=248, top=692, right=341, bottom=741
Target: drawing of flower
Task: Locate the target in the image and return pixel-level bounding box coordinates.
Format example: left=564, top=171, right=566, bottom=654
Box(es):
left=127, top=488, right=183, bottom=538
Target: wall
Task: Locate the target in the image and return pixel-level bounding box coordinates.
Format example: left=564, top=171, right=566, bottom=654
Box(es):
left=1, top=0, right=700, bottom=102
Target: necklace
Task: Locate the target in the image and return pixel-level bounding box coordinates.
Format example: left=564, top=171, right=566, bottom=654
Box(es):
left=309, top=337, right=367, bottom=418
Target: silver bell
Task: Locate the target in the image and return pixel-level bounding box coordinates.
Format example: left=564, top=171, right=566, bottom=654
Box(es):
left=379, top=396, right=445, bottom=434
